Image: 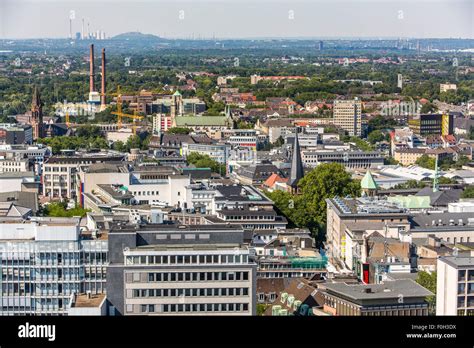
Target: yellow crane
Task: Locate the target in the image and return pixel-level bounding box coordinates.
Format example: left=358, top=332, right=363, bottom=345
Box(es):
left=65, top=111, right=70, bottom=127
left=111, top=86, right=144, bottom=135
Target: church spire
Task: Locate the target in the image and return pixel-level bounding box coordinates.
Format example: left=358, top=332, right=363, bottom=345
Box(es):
left=31, top=85, right=44, bottom=140
left=289, top=131, right=304, bottom=190
left=32, top=85, right=41, bottom=109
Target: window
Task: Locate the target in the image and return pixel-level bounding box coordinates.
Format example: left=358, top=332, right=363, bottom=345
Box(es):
left=258, top=293, right=265, bottom=302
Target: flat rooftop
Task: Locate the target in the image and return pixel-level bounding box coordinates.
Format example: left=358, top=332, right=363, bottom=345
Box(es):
left=439, top=255, right=474, bottom=268
left=72, top=293, right=106, bottom=308
left=324, top=279, right=433, bottom=301
left=110, top=223, right=244, bottom=234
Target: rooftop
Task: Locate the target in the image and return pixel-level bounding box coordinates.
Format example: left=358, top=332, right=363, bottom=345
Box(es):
left=71, top=293, right=106, bottom=308
left=324, top=279, right=433, bottom=301
left=439, top=255, right=474, bottom=268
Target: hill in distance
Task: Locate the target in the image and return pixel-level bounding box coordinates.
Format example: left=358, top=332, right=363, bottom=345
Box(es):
left=112, top=32, right=164, bottom=41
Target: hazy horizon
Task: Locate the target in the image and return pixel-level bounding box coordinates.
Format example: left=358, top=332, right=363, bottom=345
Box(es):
left=1, top=0, right=473, bottom=40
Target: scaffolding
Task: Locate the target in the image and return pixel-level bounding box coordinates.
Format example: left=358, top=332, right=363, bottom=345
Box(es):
left=289, top=256, right=328, bottom=269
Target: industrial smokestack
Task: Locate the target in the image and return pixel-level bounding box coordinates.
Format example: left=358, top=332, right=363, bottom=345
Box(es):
left=89, top=44, right=95, bottom=93
left=101, top=48, right=106, bottom=109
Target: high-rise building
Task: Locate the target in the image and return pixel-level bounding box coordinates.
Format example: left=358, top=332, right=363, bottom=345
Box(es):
left=30, top=86, right=44, bottom=141
left=436, top=255, right=474, bottom=316
left=106, top=224, right=256, bottom=316
left=408, top=114, right=454, bottom=136
left=397, top=74, right=403, bottom=89
left=333, top=98, right=362, bottom=137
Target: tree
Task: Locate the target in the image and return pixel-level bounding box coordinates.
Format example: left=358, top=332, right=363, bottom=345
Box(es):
left=345, top=136, right=373, bottom=151
left=461, top=186, right=474, bottom=199
left=367, top=130, right=385, bottom=144
left=268, top=163, right=360, bottom=242
left=384, top=156, right=399, bottom=165
left=187, top=152, right=226, bottom=175
left=416, top=271, right=437, bottom=315
left=76, top=125, right=102, bottom=138
left=394, top=180, right=426, bottom=189
left=256, top=304, right=269, bottom=316
left=167, top=127, right=190, bottom=135
left=415, top=155, right=436, bottom=170
left=420, top=102, right=437, bottom=114
left=438, top=176, right=456, bottom=185
left=43, top=202, right=90, bottom=218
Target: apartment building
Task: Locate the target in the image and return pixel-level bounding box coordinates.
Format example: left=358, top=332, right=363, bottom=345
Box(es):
left=333, top=98, right=362, bottom=137
left=0, top=158, right=30, bottom=173
left=436, top=255, right=474, bottom=316
left=106, top=224, right=256, bottom=316
left=393, top=148, right=426, bottom=166
left=325, top=197, right=410, bottom=269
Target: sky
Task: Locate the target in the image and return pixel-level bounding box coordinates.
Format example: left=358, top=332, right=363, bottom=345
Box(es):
left=0, top=0, right=473, bottom=39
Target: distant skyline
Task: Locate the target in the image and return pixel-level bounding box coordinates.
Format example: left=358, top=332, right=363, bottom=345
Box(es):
left=1, top=0, right=473, bottom=40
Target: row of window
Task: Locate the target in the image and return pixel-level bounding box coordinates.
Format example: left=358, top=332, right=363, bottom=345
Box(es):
left=133, top=302, right=250, bottom=313
left=130, top=287, right=249, bottom=298
left=457, top=283, right=474, bottom=294
left=222, top=215, right=275, bottom=221
left=126, top=254, right=248, bottom=266
left=144, top=271, right=249, bottom=283
left=0, top=252, right=107, bottom=265
left=458, top=270, right=474, bottom=282
left=44, top=167, right=69, bottom=172
left=457, top=295, right=474, bottom=308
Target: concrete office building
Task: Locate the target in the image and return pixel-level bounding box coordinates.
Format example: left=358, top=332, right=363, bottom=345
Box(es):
left=0, top=217, right=108, bottom=315
left=436, top=255, right=474, bottom=316
left=333, top=98, right=362, bottom=137
left=42, top=151, right=125, bottom=200
left=322, top=279, right=432, bottom=316
left=182, top=142, right=231, bottom=165
left=408, top=114, right=454, bottom=136
left=302, top=151, right=384, bottom=169
left=107, top=224, right=256, bottom=316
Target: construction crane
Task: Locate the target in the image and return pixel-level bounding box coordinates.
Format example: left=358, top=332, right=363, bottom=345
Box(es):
left=111, top=86, right=144, bottom=135
left=65, top=111, right=70, bottom=127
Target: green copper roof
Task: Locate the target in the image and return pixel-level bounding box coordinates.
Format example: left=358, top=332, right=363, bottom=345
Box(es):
left=175, top=116, right=231, bottom=126
left=173, top=90, right=182, bottom=96
left=361, top=170, right=378, bottom=190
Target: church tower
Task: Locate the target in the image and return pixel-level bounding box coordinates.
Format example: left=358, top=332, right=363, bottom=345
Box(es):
left=31, top=86, right=44, bottom=140
left=288, top=132, right=304, bottom=194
